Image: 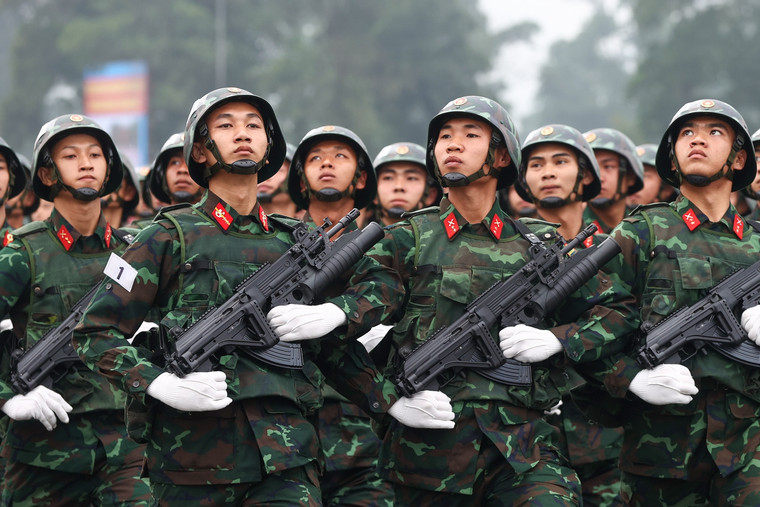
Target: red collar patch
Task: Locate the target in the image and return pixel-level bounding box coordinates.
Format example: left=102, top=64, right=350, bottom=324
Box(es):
left=212, top=203, right=233, bottom=231
left=733, top=214, right=744, bottom=240
left=489, top=213, right=503, bottom=240
left=105, top=223, right=112, bottom=248
left=258, top=206, right=269, bottom=232
left=443, top=212, right=460, bottom=240
left=682, top=208, right=701, bottom=231
left=57, top=225, right=73, bottom=251
left=3, top=230, right=12, bottom=247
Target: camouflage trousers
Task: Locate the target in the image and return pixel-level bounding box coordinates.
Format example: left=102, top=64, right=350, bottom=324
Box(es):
left=1, top=452, right=151, bottom=506
left=575, top=459, right=623, bottom=507
left=619, top=450, right=760, bottom=506
left=393, top=438, right=581, bottom=506
left=321, top=466, right=393, bottom=507
left=151, top=463, right=321, bottom=506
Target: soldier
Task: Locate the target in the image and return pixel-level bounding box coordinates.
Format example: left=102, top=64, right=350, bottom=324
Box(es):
left=628, top=144, right=666, bottom=207
left=101, top=151, right=141, bottom=227
left=149, top=132, right=203, bottom=207
left=592, top=99, right=760, bottom=505
left=372, top=141, right=441, bottom=226
left=0, top=114, right=150, bottom=504
left=268, top=96, right=636, bottom=504
left=739, top=128, right=760, bottom=221
left=0, top=137, right=27, bottom=245
left=4, top=155, right=39, bottom=230
left=288, top=125, right=392, bottom=506
left=515, top=124, right=624, bottom=507
left=257, top=142, right=300, bottom=218
left=72, top=87, right=410, bottom=504
left=582, top=128, right=644, bottom=232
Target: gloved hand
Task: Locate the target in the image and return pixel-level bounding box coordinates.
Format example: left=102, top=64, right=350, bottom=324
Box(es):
left=741, top=304, right=760, bottom=345
left=544, top=399, right=563, bottom=417
left=357, top=324, right=392, bottom=353
left=388, top=390, right=455, bottom=429
left=628, top=364, right=698, bottom=405
left=1, top=385, right=72, bottom=431
left=267, top=303, right=347, bottom=342
left=146, top=371, right=232, bottom=412
left=499, top=324, right=563, bottom=362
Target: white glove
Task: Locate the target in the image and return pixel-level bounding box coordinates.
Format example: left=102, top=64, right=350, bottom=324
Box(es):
left=146, top=371, right=232, bottom=412
left=499, top=324, right=563, bottom=362
left=628, top=364, right=698, bottom=405
left=388, top=390, right=455, bottom=429
left=357, top=324, right=392, bottom=353
left=741, top=304, right=760, bottom=345
left=267, top=303, right=347, bottom=342
left=1, top=385, right=73, bottom=431
left=544, top=399, right=563, bottom=417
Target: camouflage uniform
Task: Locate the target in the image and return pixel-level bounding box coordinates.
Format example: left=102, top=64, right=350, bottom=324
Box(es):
left=515, top=124, right=624, bottom=507
left=291, top=124, right=393, bottom=507
left=345, top=194, right=635, bottom=505
left=591, top=100, right=760, bottom=506
left=73, top=87, right=401, bottom=505
left=0, top=208, right=150, bottom=505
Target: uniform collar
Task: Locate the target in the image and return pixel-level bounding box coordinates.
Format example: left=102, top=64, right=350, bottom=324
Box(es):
left=674, top=194, right=748, bottom=240
left=438, top=197, right=512, bottom=242
left=199, top=189, right=270, bottom=233
left=47, top=208, right=114, bottom=251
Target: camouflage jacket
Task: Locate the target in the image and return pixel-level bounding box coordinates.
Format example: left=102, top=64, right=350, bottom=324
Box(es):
left=0, top=208, right=138, bottom=473
left=347, top=197, right=636, bottom=493
left=594, top=194, right=760, bottom=479
left=73, top=190, right=399, bottom=484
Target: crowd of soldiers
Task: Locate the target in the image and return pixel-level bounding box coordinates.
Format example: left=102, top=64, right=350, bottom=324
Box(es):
left=0, top=86, right=757, bottom=506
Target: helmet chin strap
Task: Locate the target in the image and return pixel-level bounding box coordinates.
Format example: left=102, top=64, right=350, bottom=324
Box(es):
left=172, top=188, right=203, bottom=204
left=669, top=133, right=743, bottom=187
left=435, top=134, right=502, bottom=188
left=520, top=165, right=585, bottom=209
left=199, top=121, right=271, bottom=183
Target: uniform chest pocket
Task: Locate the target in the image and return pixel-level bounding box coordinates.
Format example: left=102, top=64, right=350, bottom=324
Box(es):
left=645, top=255, right=712, bottom=318
left=439, top=266, right=505, bottom=305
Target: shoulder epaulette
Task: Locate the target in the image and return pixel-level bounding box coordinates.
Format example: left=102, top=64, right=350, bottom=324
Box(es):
left=155, top=202, right=194, bottom=220
left=747, top=219, right=760, bottom=234
left=113, top=226, right=139, bottom=245
left=403, top=205, right=440, bottom=218
left=628, top=201, right=669, bottom=216
left=11, top=221, right=48, bottom=238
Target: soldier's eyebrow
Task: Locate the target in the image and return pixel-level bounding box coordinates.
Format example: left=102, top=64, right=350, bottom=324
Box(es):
left=530, top=151, right=572, bottom=161
left=680, top=120, right=730, bottom=130
left=212, top=111, right=263, bottom=122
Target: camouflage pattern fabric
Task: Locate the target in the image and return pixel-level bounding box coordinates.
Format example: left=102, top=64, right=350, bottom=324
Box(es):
left=73, top=190, right=400, bottom=497
left=590, top=195, right=760, bottom=503
left=0, top=208, right=149, bottom=501
left=302, top=213, right=393, bottom=507
left=582, top=205, right=619, bottom=234
left=340, top=196, right=636, bottom=499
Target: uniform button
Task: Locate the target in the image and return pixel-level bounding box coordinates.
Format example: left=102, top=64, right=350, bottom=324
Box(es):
left=184, top=263, right=192, bottom=271
left=106, top=283, right=112, bottom=290
left=132, top=381, right=140, bottom=388
left=353, top=312, right=359, bottom=319
left=33, top=287, right=42, bottom=295
left=372, top=402, right=380, bottom=409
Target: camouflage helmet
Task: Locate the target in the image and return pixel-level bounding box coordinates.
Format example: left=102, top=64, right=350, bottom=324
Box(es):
left=0, top=136, right=27, bottom=200
left=515, top=124, right=601, bottom=203
left=584, top=128, right=644, bottom=195
left=150, top=132, right=185, bottom=203
left=288, top=125, right=377, bottom=210
left=116, top=150, right=141, bottom=216
left=427, top=95, right=521, bottom=189
left=184, top=87, right=286, bottom=187
left=752, top=128, right=760, bottom=149
left=373, top=141, right=442, bottom=216
left=635, top=143, right=657, bottom=168
left=32, top=114, right=123, bottom=202
left=285, top=142, right=296, bottom=163
left=656, top=99, right=756, bottom=192
left=740, top=128, right=760, bottom=200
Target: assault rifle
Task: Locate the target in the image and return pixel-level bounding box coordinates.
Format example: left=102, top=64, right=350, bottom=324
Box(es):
left=395, top=224, right=621, bottom=397
left=636, top=259, right=760, bottom=368
left=165, top=209, right=384, bottom=376
left=10, top=282, right=100, bottom=394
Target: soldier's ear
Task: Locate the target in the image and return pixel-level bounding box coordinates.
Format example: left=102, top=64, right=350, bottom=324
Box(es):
left=493, top=145, right=511, bottom=169
left=732, top=149, right=747, bottom=172
left=191, top=142, right=207, bottom=164
left=37, top=166, right=58, bottom=186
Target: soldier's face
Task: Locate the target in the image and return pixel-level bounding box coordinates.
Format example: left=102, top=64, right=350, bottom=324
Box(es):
left=673, top=116, right=747, bottom=180
left=627, top=165, right=661, bottom=206
left=434, top=117, right=508, bottom=180
left=49, top=133, right=107, bottom=191
left=595, top=150, right=624, bottom=199
left=524, top=143, right=585, bottom=203
left=376, top=163, right=427, bottom=213
left=192, top=102, right=270, bottom=168
left=751, top=148, right=760, bottom=193
left=0, top=153, right=9, bottom=199
left=302, top=140, right=366, bottom=195
left=257, top=160, right=289, bottom=196
left=165, top=153, right=199, bottom=196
